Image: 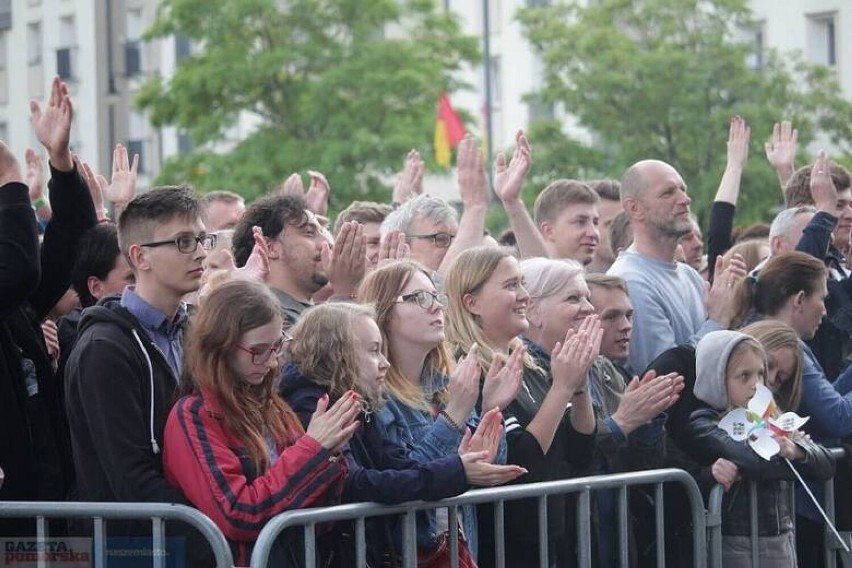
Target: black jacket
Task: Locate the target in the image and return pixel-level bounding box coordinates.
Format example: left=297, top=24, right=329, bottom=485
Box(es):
left=64, top=297, right=187, bottom=521
left=477, top=349, right=597, bottom=568
left=685, top=404, right=834, bottom=536
left=0, top=166, right=96, bottom=536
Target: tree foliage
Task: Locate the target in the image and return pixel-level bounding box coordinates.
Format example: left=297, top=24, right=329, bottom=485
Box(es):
left=138, top=0, right=479, bottom=208
left=518, top=0, right=852, bottom=224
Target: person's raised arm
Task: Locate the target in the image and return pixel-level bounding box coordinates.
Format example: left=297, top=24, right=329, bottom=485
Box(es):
left=105, top=143, right=139, bottom=219
left=796, top=151, right=841, bottom=261
left=495, top=130, right=549, bottom=258
left=764, top=120, right=797, bottom=192
left=437, top=136, right=490, bottom=275
left=707, top=116, right=750, bottom=282
left=30, top=77, right=96, bottom=317
left=25, top=148, right=51, bottom=223
left=0, top=142, right=39, bottom=318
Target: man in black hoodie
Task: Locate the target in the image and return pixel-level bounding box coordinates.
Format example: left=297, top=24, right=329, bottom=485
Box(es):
left=0, top=77, right=97, bottom=536
left=64, top=185, right=214, bottom=561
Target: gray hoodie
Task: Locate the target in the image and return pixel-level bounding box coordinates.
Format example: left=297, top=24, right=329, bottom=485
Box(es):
left=694, top=330, right=756, bottom=411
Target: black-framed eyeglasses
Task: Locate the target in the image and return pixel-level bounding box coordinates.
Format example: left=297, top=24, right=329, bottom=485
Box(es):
left=140, top=233, right=217, bottom=254
left=395, top=290, right=448, bottom=311
left=406, top=232, right=455, bottom=248
left=236, top=331, right=293, bottom=365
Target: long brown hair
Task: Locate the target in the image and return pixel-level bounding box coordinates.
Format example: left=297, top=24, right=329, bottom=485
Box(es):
left=740, top=320, right=804, bottom=412
left=288, top=303, right=377, bottom=403
left=730, top=251, right=827, bottom=328
left=358, top=260, right=452, bottom=412
left=184, top=279, right=303, bottom=474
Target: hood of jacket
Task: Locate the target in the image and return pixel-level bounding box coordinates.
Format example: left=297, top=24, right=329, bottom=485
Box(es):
left=694, top=330, right=754, bottom=411
left=77, top=294, right=141, bottom=336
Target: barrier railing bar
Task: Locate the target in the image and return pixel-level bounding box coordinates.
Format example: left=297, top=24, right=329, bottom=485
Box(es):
left=249, top=469, right=705, bottom=567
left=403, top=510, right=416, bottom=568
left=0, top=501, right=235, bottom=568
left=749, top=482, right=759, bottom=567
left=655, top=482, right=665, bottom=568
left=494, top=500, right=505, bottom=568
left=94, top=516, right=106, bottom=567
left=618, top=485, right=628, bottom=568
left=707, top=485, right=723, bottom=568
left=578, top=489, right=591, bottom=567
left=448, top=506, right=459, bottom=568
left=304, top=523, right=317, bottom=568
left=36, top=515, right=47, bottom=568
left=537, top=495, right=548, bottom=567
left=355, top=516, right=366, bottom=568
left=152, top=516, right=165, bottom=568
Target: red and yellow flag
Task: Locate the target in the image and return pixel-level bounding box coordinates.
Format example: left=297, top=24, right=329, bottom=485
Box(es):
left=434, top=92, right=466, bottom=168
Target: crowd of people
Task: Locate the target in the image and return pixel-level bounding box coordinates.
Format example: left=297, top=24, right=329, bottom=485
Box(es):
left=3, top=77, right=852, bottom=567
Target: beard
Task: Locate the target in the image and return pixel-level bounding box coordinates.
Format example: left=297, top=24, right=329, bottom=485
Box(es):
left=311, top=272, right=329, bottom=288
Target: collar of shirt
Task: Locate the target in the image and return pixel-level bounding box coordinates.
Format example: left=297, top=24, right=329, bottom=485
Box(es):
left=120, top=286, right=188, bottom=340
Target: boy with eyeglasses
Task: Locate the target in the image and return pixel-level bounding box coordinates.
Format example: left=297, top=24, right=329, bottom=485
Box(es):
left=64, top=185, right=214, bottom=563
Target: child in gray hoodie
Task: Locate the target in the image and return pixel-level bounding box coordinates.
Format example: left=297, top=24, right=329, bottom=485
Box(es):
left=686, top=330, right=833, bottom=568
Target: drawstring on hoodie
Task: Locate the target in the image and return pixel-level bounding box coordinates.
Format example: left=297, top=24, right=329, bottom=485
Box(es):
left=131, top=329, right=161, bottom=455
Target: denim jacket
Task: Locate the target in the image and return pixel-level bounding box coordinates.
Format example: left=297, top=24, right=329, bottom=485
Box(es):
left=377, top=368, right=508, bottom=556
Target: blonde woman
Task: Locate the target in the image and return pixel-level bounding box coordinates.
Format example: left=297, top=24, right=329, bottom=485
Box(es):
left=358, top=260, right=520, bottom=561
left=280, top=302, right=525, bottom=567
left=444, top=246, right=601, bottom=567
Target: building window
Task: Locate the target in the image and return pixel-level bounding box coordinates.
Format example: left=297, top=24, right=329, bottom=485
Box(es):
left=125, top=8, right=144, bottom=76
left=0, top=0, right=12, bottom=31
left=27, top=22, right=41, bottom=65
left=175, top=34, right=191, bottom=61
left=488, top=55, right=501, bottom=110
left=57, top=15, right=76, bottom=80
left=743, top=23, right=764, bottom=70
left=807, top=13, right=838, bottom=67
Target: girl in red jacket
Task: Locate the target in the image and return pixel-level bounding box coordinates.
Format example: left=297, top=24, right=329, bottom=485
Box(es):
left=163, top=279, right=361, bottom=565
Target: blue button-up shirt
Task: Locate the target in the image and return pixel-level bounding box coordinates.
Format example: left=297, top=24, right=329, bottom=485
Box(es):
left=121, top=286, right=188, bottom=379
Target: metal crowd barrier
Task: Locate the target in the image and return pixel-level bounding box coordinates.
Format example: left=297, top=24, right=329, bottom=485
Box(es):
left=0, top=501, right=235, bottom=567
left=250, top=468, right=707, bottom=568
left=706, top=447, right=850, bottom=568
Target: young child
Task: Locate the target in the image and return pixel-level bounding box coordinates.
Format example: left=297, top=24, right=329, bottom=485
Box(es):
left=686, top=330, right=834, bottom=568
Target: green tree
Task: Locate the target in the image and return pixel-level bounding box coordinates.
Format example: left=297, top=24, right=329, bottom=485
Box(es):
left=138, top=0, right=479, bottom=209
left=518, top=0, right=852, bottom=224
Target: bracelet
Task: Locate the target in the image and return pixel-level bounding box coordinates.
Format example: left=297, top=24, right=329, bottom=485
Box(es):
left=439, top=410, right=463, bottom=432
left=32, top=197, right=48, bottom=210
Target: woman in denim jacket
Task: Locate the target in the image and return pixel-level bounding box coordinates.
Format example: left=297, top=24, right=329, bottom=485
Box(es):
left=359, top=261, right=520, bottom=561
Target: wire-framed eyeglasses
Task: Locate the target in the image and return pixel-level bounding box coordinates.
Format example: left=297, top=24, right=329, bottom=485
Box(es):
left=394, top=290, right=448, bottom=311
left=236, top=331, right=293, bottom=365
left=140, top=233, right=217, bottom=254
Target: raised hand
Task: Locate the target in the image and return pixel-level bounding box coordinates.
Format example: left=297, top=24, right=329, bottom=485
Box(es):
left=495, top=130, right=532, bottom=204
left=376, top=230, right=410, bottom=268
left=481, top=344, right=524, bottom=411
left=456, top=135, right=490, bottom=209
left=324, top=221, right=366, bottom=298
left=712, top=458, right=739, bottom=492
left=550, top=316, right=603, bottom=395
left=30, top=77, right=73, bottom=171
left=75, top=155, right=109, bottom=221
left=306, top=170, right=331, bottom=216
left=392, top=150, right=424, bottom=205
left=279, top=173, right=304, bottom=197
left=459, top=407, right=504, bottom=459
left=764, top=121, right=797, bottom=183
left=25, top=148, right=44, bottom=202
left=444, top=345, right=483, bottom=426
left=810, top=150, right=839, bottom=214
left=105, top=143, right=138, bottom=206
left=0, top=142, right=22, bottom=187
left=706, top=253, right=747, bottom=326
left=234, top=226, right=270, bottom=282
left=306, top=391, right=362, bottom=452
left=610, top=370, right=684, bottom=435
left=726, top=116, right=750, bottom=171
